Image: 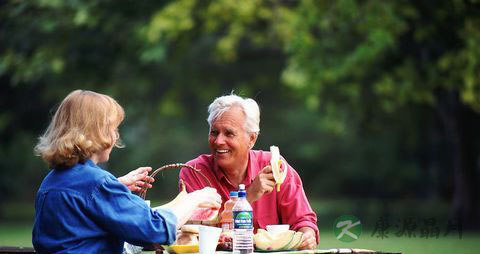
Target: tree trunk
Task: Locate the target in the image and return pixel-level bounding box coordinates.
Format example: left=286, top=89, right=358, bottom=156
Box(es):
left=436, top=90, right=479, bottom=229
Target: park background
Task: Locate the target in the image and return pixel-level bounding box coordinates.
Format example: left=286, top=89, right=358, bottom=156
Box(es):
left=1, top=0, right=479, bottom=253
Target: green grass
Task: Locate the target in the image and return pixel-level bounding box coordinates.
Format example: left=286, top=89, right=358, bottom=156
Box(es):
left=2, top=200, right=480, bottom=253
left=0, top=222, right=34, bottom=247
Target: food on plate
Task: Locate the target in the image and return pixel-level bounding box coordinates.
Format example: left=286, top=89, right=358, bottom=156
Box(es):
left=165, top=225, right=231, bottom=252
left=270, top=146, right=287, bottom=192
left=217, top=231, right=233, bottom=250
left=283, top=231, right=304, bottom=250
left=162, top=225, right=200, bottom=253
left=175, top=233, right=198, bottom=246
left=253, top=229, right=303, bottom=251
left=189, top=207, right=219, bottom=221
left=175, top=225, right=199, bottom=245
left=180, top=224, right=200, bottom=234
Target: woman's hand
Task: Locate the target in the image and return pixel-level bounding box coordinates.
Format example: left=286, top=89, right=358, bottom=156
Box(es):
left=246, top=165, right=275, bottom=203
left=165, top=187, right=222, bottom=227
left=118, top=167, right=155, bottom=193
left=189, top=187, right=222, bottom=209
left=297, top=227, right=318, bottom=250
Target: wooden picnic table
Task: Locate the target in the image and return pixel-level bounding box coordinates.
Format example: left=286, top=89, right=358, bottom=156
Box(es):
left=0, top=247, right=401, bottom=254
left=143, top=249, right=401, bottom=254
left=0, top=246, right=36, bottom=253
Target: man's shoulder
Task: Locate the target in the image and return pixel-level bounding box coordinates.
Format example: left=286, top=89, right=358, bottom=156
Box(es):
left=185, top=154, right=213, bottom=167
left=250, top=149, right=301, bottom=180
left=180, top=154, right=216, bottom=190
left=250, top=149, right=290, bottom=162
left=250, top=149, right=270, bottom=158
left=250, top=149, right=272, bottom=165
left=181, top=154, right=214, bottom=174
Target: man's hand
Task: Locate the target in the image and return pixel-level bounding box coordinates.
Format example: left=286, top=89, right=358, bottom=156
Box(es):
left=118, top=167, right=155, bottom=193
left=297, top=227, right=318, bottom=250
left=246, top=165, right=275, bottom=203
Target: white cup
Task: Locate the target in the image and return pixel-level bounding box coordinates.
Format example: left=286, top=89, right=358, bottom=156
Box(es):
left=199, top=225, right=222, bottom=254
left=266, top=224, right=290, bottom=235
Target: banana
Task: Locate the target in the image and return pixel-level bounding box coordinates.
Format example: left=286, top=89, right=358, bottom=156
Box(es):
left=155, top=179, right=188, bottom=210
left=270, top=146, right=287, bottom=192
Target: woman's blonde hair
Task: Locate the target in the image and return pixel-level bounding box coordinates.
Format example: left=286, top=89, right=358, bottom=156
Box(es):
left=34, top=90, right=125, bottom=169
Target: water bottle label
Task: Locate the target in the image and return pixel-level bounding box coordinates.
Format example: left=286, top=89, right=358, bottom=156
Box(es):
left=233, top=211, right=253, bottom=229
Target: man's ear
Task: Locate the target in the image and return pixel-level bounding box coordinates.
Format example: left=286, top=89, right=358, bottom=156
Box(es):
left=248, top=132, right=258, bottom=149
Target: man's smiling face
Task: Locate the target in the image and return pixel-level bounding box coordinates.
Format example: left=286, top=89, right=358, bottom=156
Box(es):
left=208, top=106, right=256, bottom=172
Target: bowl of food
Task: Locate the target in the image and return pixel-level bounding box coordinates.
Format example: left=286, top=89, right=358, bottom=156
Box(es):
left=162, top=225, right=200, bottom=253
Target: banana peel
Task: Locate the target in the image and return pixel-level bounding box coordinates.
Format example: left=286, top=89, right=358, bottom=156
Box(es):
left=270, top=146, right=287, bottom=192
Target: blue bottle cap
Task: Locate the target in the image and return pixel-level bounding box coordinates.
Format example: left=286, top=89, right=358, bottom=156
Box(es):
left=229, top=191, right=238, bottom=197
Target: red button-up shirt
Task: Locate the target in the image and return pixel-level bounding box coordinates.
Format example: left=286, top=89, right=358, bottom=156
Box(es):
left=179, top=150, right=319, bottom=242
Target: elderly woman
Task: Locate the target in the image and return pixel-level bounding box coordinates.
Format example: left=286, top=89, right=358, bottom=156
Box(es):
left=32, top=90, right=221, bottom=254
left=179, top=94, right=319, bottom=249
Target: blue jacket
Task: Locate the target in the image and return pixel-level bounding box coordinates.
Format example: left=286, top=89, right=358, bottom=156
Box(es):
left=32, top=160, right=177, bottom=254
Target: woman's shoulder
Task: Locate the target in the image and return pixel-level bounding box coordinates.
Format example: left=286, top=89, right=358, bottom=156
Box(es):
left=76, top=160, right=114, bottom=179
left=64, top=161, right=117, bottom=190
left=37, top=161, right=115, bottom=199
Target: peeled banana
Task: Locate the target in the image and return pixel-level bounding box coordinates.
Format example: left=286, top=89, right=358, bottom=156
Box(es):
left=156, top=179, right=188, bottom=209
left=270, top=146, right=287, bottom=192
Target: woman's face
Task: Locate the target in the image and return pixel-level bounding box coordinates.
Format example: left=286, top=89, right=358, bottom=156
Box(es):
left=91, top=126, right=119, bottom=164
left=95, top=145, right=113, bottom=164
left=208, top=107, right=257, bottom=172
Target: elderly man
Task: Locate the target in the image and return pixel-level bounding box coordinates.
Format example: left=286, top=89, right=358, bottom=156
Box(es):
left=179, top=94, right=319, bottom=249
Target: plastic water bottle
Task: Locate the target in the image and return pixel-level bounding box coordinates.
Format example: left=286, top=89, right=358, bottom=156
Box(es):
left=232, top=184, right=253, bottom=254
left=221, top=191, right=238, bottom=233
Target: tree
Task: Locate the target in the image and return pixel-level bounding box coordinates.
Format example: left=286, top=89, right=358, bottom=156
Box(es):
left=0, top=0, right=290, bottom=204
left=141, top=0, right=480, bottom=225
left=258, top=0, right=479, bottom=226
left=1, top=0, right=479, bottom=228
left=280, top=0, right=480, bottom=227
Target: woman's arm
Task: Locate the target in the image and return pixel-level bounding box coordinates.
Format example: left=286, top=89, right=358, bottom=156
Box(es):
left=161, top=187, right=222, bottom=227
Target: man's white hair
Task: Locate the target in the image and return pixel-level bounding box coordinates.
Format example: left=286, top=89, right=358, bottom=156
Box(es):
left=207, top=94, right=260, bottom=134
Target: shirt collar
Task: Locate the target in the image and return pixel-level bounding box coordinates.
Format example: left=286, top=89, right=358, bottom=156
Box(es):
left=85, top=159, right=98, bottom=168
left=213, top=150, right=255, bottom=186
left=213, top=159, right=225, bottom=179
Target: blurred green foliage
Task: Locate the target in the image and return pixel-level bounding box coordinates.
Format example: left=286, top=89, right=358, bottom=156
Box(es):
left=1, top=0, right=479, bottom=225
